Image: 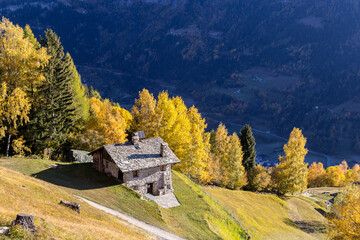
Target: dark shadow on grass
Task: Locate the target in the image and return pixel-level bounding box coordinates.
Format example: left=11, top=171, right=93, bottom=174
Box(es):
left=283, top=218, right=327, bottom=234
left=31, top=163, right=119, bottom=190
left=315, top=208, right=327, bottom=217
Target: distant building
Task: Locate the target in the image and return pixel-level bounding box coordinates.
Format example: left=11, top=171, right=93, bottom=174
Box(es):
left=89, top=131, right=180, bottom=196
left=67, top=149, right=92, bottom=163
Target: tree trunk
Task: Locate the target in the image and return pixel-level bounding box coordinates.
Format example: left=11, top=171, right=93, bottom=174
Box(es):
left=11, top=213, right=36, bottom=232
left=6, top=134, right=11, bottom=158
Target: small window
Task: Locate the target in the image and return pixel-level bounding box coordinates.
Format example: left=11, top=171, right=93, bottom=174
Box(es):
left=167, top=184, right=171, bottom=189
left=160, top=165, right=166, bottom=171
left=133, top=170, right=139, bottom=178
left=105, top=161, right=109, bottom=168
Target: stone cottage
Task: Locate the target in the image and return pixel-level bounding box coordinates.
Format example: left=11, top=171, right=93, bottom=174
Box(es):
left=89, top=132, right=180, bottom=196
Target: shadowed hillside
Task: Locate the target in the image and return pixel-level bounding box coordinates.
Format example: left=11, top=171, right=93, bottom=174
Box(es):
left=2, top=0, right=360, bottom=162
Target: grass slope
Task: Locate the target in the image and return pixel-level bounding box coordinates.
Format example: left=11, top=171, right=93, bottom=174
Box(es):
left=0, top=166, right=154, bottom=240
left=0, top=157, right=246, bottom=240
left=205, top=187, right=328, bottom=240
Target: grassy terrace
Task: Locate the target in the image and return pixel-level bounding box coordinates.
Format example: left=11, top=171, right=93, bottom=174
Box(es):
left=0, top=157, right=246, bottom=240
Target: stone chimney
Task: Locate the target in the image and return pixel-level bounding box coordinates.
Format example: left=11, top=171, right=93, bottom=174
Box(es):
left=132, top=132, right=140, bottom=145
left=160, top=143, right=168, bottom=157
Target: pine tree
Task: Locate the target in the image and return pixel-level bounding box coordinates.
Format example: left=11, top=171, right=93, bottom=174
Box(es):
left=239, top=124, right=256, bottom=172
left=31, top=29, right=75, bottom=156
left=274, top=128, right=308, bottom=195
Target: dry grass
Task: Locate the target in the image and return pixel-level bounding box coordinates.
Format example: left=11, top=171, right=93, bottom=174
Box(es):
left=0, top=166, right=155, bottom=240
left=205, top=187, right=328, bottom=240
left=0, top=157, right=247, bottom=239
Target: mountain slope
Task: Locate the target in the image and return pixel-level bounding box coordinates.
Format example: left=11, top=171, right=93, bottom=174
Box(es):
left=205, top=187, right=328, bottom=240
left=2, top=0, right=360, bottom=161
left=0, top=166, right=154, bottom=240
left=0, top=157, right=247, bottom=240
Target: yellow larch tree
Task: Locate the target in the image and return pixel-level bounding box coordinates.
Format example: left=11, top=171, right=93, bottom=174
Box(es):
left=0, top=17, right=49, bottom=95
left=185, top=106, right=211, bottom=184
left=212, top=123, right=231, bottom=186
left=155, top=91, right=177, bottom=140
left=326, top=166, right=345, bottom=187
left=274, top=127, right=308, bottom=195
left=222, top=133, right=247, bottom=190
left=328, top=184, right=360, bottom=240
left=0, top=18, right=48, bottom=156
left=0, top=83, right=31, bottom=156
left=167, top=96, right=191, bottom=163
left=131, top=89, right=158, bottom=138
left=76, top=98, right=128, bottom=150
left=308, top=162, right=326, bottom=187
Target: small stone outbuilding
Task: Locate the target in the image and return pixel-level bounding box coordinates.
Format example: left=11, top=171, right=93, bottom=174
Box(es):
left=89, top=132, right=180, bottom=196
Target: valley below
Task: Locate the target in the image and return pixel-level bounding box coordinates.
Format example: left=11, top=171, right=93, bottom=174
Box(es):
left=77, top=65, right=349, bottom=168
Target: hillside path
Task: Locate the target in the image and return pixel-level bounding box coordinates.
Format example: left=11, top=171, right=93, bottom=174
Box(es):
left=75, top=196, right=186, bottom=240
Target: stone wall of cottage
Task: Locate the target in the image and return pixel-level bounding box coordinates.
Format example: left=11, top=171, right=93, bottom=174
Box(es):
left=104, top=160, right=119, bottom=178
left=125, top=164, right=173, bottom=195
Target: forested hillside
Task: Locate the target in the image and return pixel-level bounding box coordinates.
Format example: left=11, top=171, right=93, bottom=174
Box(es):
left=2, top=0, right=360, bottom=159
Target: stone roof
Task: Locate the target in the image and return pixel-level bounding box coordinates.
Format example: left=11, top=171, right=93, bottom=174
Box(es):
left=90, top=137, right=180, bottom=173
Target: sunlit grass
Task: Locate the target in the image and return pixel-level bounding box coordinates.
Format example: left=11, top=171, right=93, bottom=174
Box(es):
left=0, top=166, right=154, bottom=240
left=205, top=187, right=328, bottom=240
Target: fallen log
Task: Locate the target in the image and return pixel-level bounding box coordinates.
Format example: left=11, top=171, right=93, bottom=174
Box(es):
left=59, top=200, right=80, bottom=213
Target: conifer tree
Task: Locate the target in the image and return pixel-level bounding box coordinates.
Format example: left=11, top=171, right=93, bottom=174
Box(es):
left=239, top=124, right=256, bottom=172
left=31, top=29, right=75, bottom=155
left=274, top=128, right=308, bottom=195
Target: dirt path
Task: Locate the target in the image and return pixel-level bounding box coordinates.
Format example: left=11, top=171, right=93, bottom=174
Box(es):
left=76, top=196, right=186, bottom=240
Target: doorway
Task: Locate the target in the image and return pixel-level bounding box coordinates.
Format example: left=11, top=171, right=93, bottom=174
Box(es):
left=118, top=170, right=124, bottom=183
left=147, top=183, right=154, bottom=195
